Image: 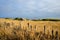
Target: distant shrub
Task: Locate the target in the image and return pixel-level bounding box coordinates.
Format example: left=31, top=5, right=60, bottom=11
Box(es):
left=32, top=19, right=41, bottom=21
left=5, top=18, right=10, bottom=19
left=41, top=19, right=60, bottom=21
left=14, top=18, right=23, bottom=21
left=32, top=19, right=60, bottom=21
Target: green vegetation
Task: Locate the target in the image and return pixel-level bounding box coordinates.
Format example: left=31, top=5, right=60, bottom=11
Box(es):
left=4, top=18, right=60, bottom=21
left=32, top=19, right=41, bottom=21
left=32, top=19, right=60, bottom=21
left=41, top=19, right=60, bottom=21
left=5, top=18, right=11, bottom=19
left=14, top=18, right=23, bottom=21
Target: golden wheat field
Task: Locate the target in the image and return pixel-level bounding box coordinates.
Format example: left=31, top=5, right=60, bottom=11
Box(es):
left=0, top=18, right=60, bottom=40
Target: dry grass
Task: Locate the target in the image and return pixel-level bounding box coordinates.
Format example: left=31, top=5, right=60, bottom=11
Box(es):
left=0, top=18, right=60, bottom=40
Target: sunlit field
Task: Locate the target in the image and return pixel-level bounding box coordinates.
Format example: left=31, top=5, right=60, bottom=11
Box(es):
left=0, top=18, right=60, bottom=40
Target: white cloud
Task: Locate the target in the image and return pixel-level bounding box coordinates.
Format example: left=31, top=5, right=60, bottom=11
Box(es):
left=1, top=0, right=60, bottom=13
left=33, top=0, right=60, bottom=13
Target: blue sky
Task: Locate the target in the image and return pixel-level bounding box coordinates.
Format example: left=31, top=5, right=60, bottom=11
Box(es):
left=0, top=0, right=60, bottom=19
